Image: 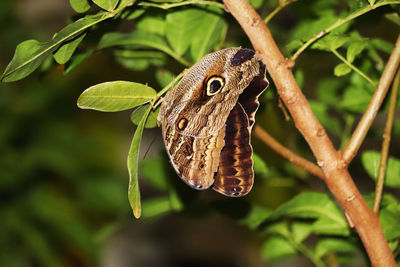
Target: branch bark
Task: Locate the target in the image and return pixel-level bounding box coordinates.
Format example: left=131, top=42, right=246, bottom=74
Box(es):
left=254, top=125, right=325, bottom=179
left=222, top=0, right=396, bottom=265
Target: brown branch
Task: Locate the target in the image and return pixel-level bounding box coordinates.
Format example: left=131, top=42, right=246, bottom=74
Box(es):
left=373, top=68, right=400, bottom=213
left=222, top=0, right=396, bottom=266
left=343, top=35, right=400, bottom=164
left=254, top=125, right=325, bottom=179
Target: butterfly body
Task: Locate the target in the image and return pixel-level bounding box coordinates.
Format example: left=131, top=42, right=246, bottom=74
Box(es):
left=158, top=47, right=268, bottom=196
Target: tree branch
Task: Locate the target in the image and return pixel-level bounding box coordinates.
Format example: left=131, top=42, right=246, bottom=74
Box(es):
left=222, top=0, right=396, bottom=265
left=254, top=125, right=325, bottom=179
left=373, top=68, right=400, bottom=213
left=342, top=35, right=400, bottom=164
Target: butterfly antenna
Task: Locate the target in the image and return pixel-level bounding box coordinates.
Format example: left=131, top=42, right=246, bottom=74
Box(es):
left=143, top=133, right=158, bottom=160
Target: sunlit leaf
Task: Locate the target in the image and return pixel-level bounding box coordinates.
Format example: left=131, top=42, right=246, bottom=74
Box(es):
left=340, top=86, right=371, bottom=113
left=334, top=63, right=351, bottom=77
left=77, top=81, right=156, bottom=112
left=127, top=105, right=152, bottom=218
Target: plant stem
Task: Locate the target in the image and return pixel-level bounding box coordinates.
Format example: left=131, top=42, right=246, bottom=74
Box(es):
left=264, top=0, right=296, bottom=24
left=291, top=1, right=400, bottom=61
left=330, top=48, right=376, bottom=86
left=254, top=125, right=324, bottom=179
left=138, top=0, right=224, bottom=10
left=373, top=69, right=400, bottom=213
left=343, top=35, right=400, bottom=164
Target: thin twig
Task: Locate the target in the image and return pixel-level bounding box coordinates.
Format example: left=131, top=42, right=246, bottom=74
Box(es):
left=373, top=68, right=400, bottom=213
left=138, top=0, right=224, bottom=10
left=330, top=48, right=376, bottom=86
left=254, top=125, right=325, bottom=179
left=264, top=0, right=296, bottom=24
left=291, top=1, right=400, bottom=61
left=343, top=35, right=400, bottom=164
left=222, top=0, right=396, bottom=265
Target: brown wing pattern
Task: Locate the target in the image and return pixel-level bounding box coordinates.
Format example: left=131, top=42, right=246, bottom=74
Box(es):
left=213, top=64, right=268, bottom=197
left=213, top=102, right=253, bottom=196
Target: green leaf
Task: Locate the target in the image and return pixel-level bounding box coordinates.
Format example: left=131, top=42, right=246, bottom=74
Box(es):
left=53, top=33, right=86, bottom=64
left=77, top=81, right=156, bottom=112
left=248, top=0, right=264, bottom=9
left=380, top=208, right=400, bottom=240
left=131, top=104, right=160, bottom=128
left=347, top=41, right=367, bottom=63
left=334, top=63, right=351, bottom=76
left=1, top=12, right=113, bottom=82
left=165, top=9, right=205, bottom=56
left=361, top=151, right=400, bottom=188
left=253, top=153, right=269, bottom=175
left=69, top=0, right=90, bottom=13
left=92, top=0, right=119, bottom=11
left=340, top=86, right=372, bottom=113
left=261, top=236, right=298, bottom=262
left=271, top=192, right=348, bottom=233
left=371, top=38, right=394, bottom=54
left=315, top=238, right=357, bottom=258
left=190, top=8, right=227, bottom=62
left=127, top=105, right=152, bottom=218
left=121, top=8, right=145, bottom=20
left=114, top=49, right=167, bottom=71
left=312, top=34, right=348, bottom=51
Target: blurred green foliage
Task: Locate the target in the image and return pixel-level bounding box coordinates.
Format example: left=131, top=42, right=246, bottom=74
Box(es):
left=1, top=0, right=400, bottom=266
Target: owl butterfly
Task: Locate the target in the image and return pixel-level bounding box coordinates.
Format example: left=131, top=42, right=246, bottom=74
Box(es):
left=157, top=47, right=269, bottom=197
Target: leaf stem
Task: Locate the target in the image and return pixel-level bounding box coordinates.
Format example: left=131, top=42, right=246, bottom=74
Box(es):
left=138, top=0, right=224, bottom=10
left=330, top=48, right=376, bottom=86
left=372, top=68, right=400, bottom=213
left=342, top=35, right=400, bottom=164
left=291, top=1, right=400, bottom=61
left=264, top=0, right=296, bottom=24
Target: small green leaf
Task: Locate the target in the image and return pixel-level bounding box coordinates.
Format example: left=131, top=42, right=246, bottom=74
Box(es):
left=92, top=0, right=119, bottom=11
left=334, top=63, right=351, bottom=77
left=53, top=33, right=86, bottom=64
left=248, top=0, right=264, bottom=9
left=127, top=105, right=152, bottom=218
left=371, top=38, right=394, bottom=54
left=347, top=41, right=367, bottom=63
left=131, top=104, right=160, bottom=128
left=380, top=208, right=400, bottom=240
left=1, top=12, right=113, bottom=82
left=261, top=236, right=298, bottom=262
left=361, top=151, right=400, bottom=188
left=140, top=153, right=169, bottom=190
left=368, top=0, right=376, bottom=6
left=253, top=153, right=269, bottom=175
left=77, top=81, right=156, bottom=112
left=312, top=34, right=348, bottom=51
left=121, top=8, right=145, bottom=20
left=69, top=0, right=90, bottom=13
